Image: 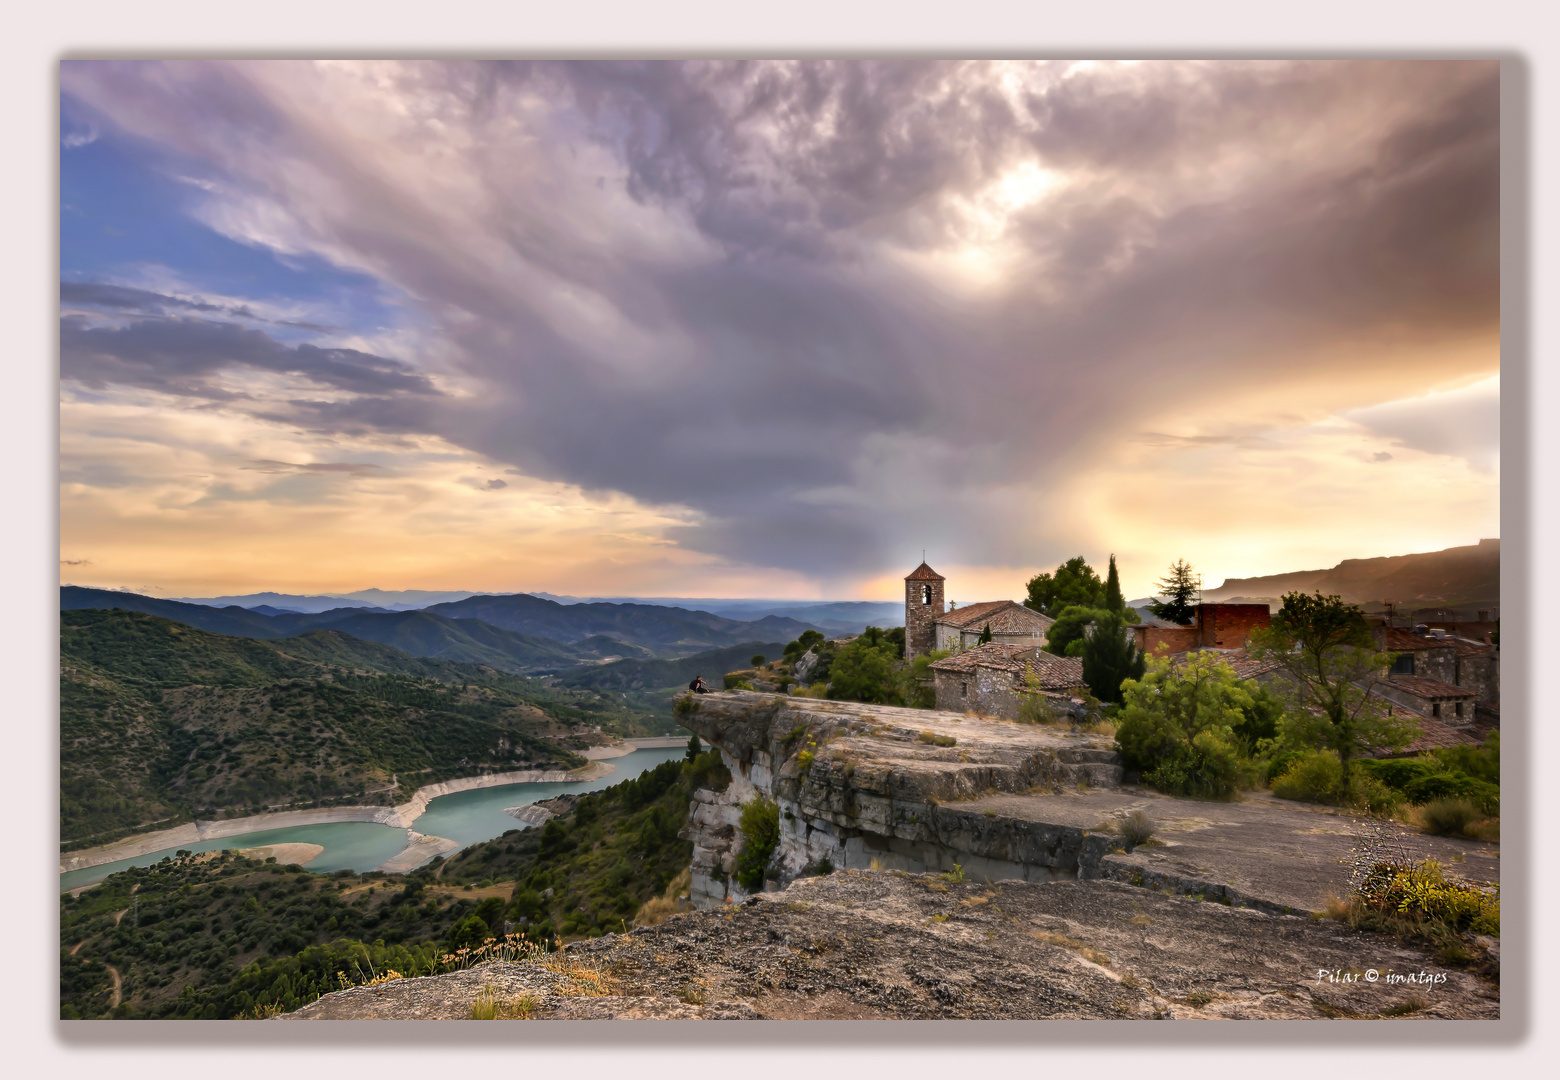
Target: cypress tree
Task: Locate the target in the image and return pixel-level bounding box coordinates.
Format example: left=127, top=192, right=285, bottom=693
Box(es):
left=1081, top=610, right=1146, bottom=703
left=978, top=623, right=993, bottom=644
left=1104, top=554, right=1125, bottom=614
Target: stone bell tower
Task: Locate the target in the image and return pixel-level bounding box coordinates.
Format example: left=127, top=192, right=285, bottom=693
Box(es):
left=904, top=560, right=946, bottom=662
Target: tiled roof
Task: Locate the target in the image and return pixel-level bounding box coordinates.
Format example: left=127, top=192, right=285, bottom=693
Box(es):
left=904, top=562, right=945, bottom=581
left=1377, top=626, right=1493, bottom=657
left=928, top=642, right=1085, bottom=689
left=1382, top=675, right=1476, bottom=700
left=935, top=600, right=1052, bottom=633
left=1370, top=716, right=1483, bottom=756
left=1213, top=649, right=1283, bottom=681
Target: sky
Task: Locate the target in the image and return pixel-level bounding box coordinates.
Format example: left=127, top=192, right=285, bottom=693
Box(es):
left=57, top=59, right=1500, bottom=602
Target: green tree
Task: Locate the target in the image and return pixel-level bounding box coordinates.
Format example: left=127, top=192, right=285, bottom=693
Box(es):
left=977, top=623, right=993, bottom=644
left=1080, top=610, right=1144, bottom=703
left=1247, top=591, right=1417, bottom=786
left=1024, top=557, right=1105, bottom=617
left=733, top=795, right=780, bottom=893
left=685, top=733, right=702, bottom=762
left=1103, top=554, right=1126, bottom=614
left=783, top=630, right=825, bottom=664
left=1148, top=559, right=1200, bottom=625
left=903, top=649, right=950, bottom=709
left=1044, top=605, right=1103, bottom=656
left=1114, top=651, right=1252, bottom=799
left=750, top=654, right=766, bottom=668
left=827, top=638, right=904, bottom=705
left=446, top=914, right=491, bottom=951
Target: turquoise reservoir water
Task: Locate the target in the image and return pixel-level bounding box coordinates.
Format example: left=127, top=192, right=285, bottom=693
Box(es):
left=60, top=746, right=687, bottom=893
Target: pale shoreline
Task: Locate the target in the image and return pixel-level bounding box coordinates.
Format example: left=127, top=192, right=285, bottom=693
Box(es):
left=60, top=761, right=615, bottom=873
left=580, top=735, right=690, bottom=760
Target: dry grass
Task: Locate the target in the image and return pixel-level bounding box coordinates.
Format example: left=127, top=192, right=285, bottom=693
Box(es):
left=1029, top=929, right=1110, bottom=966
left=1381, top=991, right=1430, bottom=1017
left=470, top=986, right=540, bottom=1019
left=632, top=867, right=692, bottom=928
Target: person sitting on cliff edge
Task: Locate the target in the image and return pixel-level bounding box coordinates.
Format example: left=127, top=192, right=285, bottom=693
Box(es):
left=688, top=675, right=711, bottom=694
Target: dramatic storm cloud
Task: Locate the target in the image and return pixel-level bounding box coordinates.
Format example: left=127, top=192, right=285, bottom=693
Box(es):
left=58, top=60, right=1499, bottom=599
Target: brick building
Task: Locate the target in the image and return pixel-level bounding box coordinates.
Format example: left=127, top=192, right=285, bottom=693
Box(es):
left=1130, top=603, right=1272, bottom=657
left=929, top=643, right=1088, bottom=719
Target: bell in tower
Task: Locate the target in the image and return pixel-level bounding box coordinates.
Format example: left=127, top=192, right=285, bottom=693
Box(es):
left=904, top=560, right=946, bottom=662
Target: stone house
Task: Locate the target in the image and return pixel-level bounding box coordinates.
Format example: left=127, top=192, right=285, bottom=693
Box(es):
left=933, top=600, right=1054, bottom=653
left=1373, top=625, right=1499, bottom=706
left=1372, top=673, right=1479, bottom=724
left=928, top=643, right=1087, bottom=719
left=903, top=561, right=1053, bottom=661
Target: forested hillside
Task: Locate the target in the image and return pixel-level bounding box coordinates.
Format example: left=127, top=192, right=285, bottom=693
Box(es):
left=60, top=610, right=655, bottom=848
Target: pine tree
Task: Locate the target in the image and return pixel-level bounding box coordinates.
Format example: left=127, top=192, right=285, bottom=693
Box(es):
left=1148, top=559, right=1200, bottom=625
left=978, top=623, right=993, bottom=644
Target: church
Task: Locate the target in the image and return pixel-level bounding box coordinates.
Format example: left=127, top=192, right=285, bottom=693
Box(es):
left=903, top=561, right=1055, bottom=661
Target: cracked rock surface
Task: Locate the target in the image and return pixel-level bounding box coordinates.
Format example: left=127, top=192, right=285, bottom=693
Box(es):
left=286, top=871, right=1498, bottom=1020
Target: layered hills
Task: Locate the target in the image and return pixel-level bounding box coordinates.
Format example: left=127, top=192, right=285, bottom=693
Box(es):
left=1202, top=539, right=1500, bottom=611
left=63, top=586, right=817, bottom=666
left=58, top=609, right=651, bottom=848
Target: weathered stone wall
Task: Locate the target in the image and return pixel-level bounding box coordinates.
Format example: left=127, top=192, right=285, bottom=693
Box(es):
left=930, top=665, right=1034, bottom=719
left=677, top=692, right=1122, bottom=907
left=1456, top=652, right=1500, bottom=705
left=905, top=576, right=944, bottom=661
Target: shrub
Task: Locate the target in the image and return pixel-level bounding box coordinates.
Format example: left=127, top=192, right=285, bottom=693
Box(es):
left=1403, top=773, right=1499, bottom=815
left=1118, top=811, right=1156, bottom=848
left=917, top=731, right=956, bottom=747
left=1355, top=857, right=1499, bottom=936
left=1354, top=757, right=1434, bottom=792
left=1427, top=731, right=1499, bottom=784
left=733, top=795, right=780, bottom=893
left=723, top=670, right=757, bottom=690
left=1417, top=798, right=1484, bottom=838
left=1264, top=749, right=1306, bottom=783
left=1143, top=729, right=1244, bottom=800
left=1271, top=749, right=1344, bottom=804
left=791, top=682, right=829, bottom=699
left=1346, top=772, right=1405, bottom=815
left=1017, top=688, right=1061, bottom=725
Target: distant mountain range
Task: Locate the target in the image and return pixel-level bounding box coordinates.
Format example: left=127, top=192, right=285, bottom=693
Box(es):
left=1201, top=539, right=1500, bottom=611
left=152, top=589, right=904, bottom=634
left=60, top=586, right=824, bottom=671
left=425, top=593, right=821, bottom=652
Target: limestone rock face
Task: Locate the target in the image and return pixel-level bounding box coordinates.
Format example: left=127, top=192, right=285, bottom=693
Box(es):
left=677, top=691, right=1124, bottom=906
left=286, top=871, right=1499, bottom=1020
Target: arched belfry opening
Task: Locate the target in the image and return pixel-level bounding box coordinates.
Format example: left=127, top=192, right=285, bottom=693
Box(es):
left=904, top=560, right=946, bottom=661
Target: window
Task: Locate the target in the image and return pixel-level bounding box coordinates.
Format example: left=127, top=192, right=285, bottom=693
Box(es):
left=1432, top=703, right=1441, bottom=718
left=1455, top=702, right=1463, bottom=718
left=922, top=584, right=932, bottom=605
left=1390, top=653, right=1415, bottom=675
left=960, top=682, right=968, bottom=696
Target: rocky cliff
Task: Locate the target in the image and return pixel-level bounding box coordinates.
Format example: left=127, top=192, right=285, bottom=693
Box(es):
left=676, top=691, right=1123, bottom=906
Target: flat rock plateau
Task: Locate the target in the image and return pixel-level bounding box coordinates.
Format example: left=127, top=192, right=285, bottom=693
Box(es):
left=286, top=870, right=1499, bottom=1020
